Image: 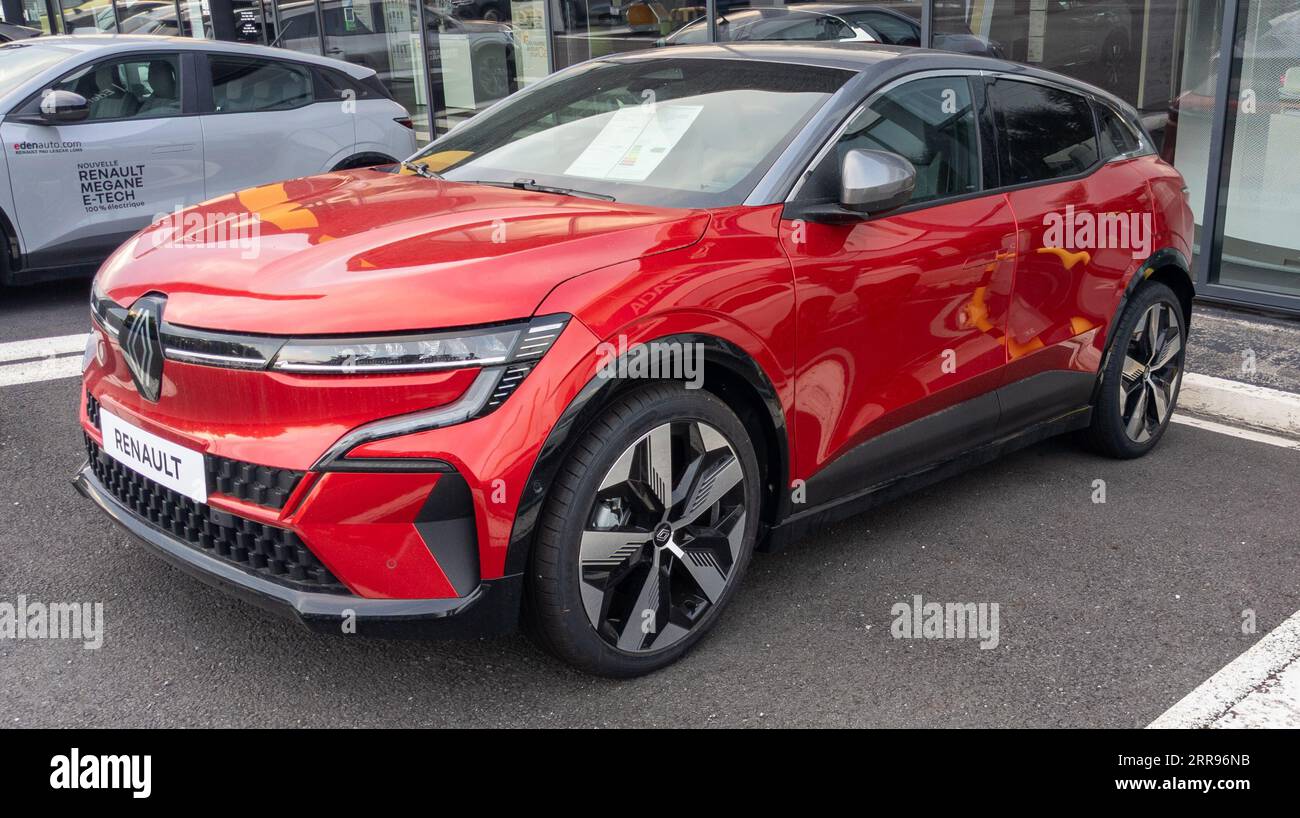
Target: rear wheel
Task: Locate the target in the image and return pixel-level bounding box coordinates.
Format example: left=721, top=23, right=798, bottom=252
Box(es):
left=1086, top=281, right=1186, bottom=458
left=525, top=382, right=761, bottom=677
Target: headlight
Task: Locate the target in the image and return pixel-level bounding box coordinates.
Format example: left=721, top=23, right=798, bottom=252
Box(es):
left=270, top=326, right=522, bottom=373
left=306, top=315, right=571, bottom=470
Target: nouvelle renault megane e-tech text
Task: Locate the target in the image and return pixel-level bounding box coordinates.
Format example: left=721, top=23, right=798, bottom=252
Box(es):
left=76, top=43, right=1194, bottom=676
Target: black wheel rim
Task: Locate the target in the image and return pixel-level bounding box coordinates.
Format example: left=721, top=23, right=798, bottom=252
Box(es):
left=579, top=420, right=747, bottom=653
left=1104, top=41, right=1125, bottom=88
left=1120, top=302, right=1182, bottom=443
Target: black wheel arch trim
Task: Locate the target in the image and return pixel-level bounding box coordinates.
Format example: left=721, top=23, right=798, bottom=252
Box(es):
left=502, top=332, right=790, bottom=576
left=1094, top=246, right=1192, bottom=404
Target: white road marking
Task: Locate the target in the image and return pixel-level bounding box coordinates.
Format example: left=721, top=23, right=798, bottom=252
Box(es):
left=0, top=354, right=84, bottom=387
left=1149, top=608, right=1300, bottom=729
left=0, top=333, right=88, bottom=364
left=1171, top=413, right=1300, bottom=450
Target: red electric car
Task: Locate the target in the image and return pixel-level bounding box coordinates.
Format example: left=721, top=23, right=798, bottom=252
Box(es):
left=77, top=43, right=1194, bottom=676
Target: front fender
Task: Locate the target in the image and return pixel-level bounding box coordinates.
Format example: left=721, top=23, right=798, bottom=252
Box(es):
left=501, top=323, right=792, bottom=576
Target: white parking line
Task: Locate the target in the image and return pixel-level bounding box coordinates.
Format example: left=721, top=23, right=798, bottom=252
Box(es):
left=0, top=355, right=84, bottom=387
left=0, top=333, right=87, bottom=364
left=1149, top=608, right=1300, bottom=728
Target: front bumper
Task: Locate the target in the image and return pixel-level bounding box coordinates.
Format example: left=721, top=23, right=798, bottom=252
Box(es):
left=73, top=463, right=522, bottom=638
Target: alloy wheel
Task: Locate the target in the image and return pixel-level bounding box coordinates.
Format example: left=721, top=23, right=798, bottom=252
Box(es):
left=1103, top=40, right=1126, bottom=88
left=1120, top=302, right=1182, bottom=443
left=579, top=420, right=747, bottom=653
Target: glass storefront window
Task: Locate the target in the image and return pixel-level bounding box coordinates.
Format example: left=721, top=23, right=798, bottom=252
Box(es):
left=934, top=1, right=1143, bottom=103
left=176, top=0, right=213, bottom=36
left=675, top=1, right=927, bottom=47
left=319, top=0, right=432, bottom=138
left=426, top=1, right=517, bottom=132
left=15, top=0, right=60, bottom=32
left=1211, top=0, right=1300, bottom=295
left=550, top=0, right=706, bottom=70
left=60, top=0, right=119, bottom=31
left=1159, top=0, right=1226, bottom=275
left=269, top=0, right=323, bottom=51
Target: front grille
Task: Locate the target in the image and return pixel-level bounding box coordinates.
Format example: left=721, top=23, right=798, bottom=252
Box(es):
left=85, top=391, right=100, bottom=426
left=84, top=434, right=346, bottom=594
left=206, top=455, right=303, bottom=510
left=86, top=392, right=303, bottom=510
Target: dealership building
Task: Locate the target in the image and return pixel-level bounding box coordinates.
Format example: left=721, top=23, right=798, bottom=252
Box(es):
left=3, top=0, right=1298, bottom=314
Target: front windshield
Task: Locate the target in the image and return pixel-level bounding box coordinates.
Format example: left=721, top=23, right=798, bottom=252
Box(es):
left=407, top=58, right=851, bottom=209
left=0, top=44, right=75, bottom=97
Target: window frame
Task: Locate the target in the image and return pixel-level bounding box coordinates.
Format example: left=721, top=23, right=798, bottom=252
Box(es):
left=980, top=74, right=1154, bottom=194
left=196, top=52, right=327, bottom=116
left=11, top=50, right=189, bottom=125
left=785, top=68, right=1159, bottom=220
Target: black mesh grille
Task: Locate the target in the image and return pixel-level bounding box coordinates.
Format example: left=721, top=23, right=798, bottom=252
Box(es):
left=85, top=391, right=100, bottom=427
left=85, top=434, right=346, bottom=594
left=86, top=392, right=303, bottom=510
left=206, top=455, right=303, bottom=510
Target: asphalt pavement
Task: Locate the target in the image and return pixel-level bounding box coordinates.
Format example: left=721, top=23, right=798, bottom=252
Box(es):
left=1, top=285, right=1298, bottom=727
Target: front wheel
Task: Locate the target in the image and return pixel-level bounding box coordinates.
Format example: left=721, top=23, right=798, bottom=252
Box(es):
left=1086, top=281, right=1187, bottom=458
left=525, top=382, right=762, bottom=677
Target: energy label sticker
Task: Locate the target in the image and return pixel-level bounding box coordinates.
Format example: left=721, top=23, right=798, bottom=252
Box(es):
left=564, top=104, right=702, bottom=182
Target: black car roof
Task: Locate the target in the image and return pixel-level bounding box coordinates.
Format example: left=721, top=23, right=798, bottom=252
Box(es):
left=601, top=42, right=1134, bottom=113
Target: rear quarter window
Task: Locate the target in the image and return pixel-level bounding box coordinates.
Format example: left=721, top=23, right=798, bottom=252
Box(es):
left=1095, top=101, right=1142, bottom=159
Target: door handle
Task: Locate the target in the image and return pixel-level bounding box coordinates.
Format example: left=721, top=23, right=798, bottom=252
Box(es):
left=152, top=144, right=194, bottom=155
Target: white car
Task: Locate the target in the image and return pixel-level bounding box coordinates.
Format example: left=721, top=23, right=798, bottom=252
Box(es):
left=0, top=35, right=418, bottom=285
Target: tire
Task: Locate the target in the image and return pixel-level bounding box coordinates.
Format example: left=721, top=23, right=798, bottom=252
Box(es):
left=525, top=381, right=762, bottom=677
left=1086, top=281, right=1187, bottom=459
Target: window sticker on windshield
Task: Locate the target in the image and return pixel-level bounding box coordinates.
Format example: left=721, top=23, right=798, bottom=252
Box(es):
left=564, top=104, right=702, bottom=182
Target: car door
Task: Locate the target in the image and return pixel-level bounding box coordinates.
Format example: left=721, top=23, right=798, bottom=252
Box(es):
left=780, top=75, right=1018, bottom=508
left=1, top=51, right=201, bottom=271
left=986, top=77, right=1154, bottom=427
left=196, top=53, right=354, bottom=201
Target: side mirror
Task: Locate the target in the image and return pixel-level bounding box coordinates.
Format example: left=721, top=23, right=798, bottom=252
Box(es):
left=840, top=148, right=916, bottom=215
left=31, top=90, right=91, bottom=125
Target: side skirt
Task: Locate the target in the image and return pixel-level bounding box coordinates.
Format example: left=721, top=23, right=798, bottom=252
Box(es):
left=762, top=406, right=1092, bottom=552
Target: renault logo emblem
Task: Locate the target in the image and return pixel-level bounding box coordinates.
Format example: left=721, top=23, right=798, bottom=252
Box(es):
left=121, top=295, right=166, bottom=402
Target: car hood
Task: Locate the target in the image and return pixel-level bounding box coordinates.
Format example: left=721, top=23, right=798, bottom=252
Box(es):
left=97, top=170, right=710, bottom=334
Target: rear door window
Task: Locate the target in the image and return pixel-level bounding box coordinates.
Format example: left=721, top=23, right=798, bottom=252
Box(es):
left=988, top=79, right=1098, bottom=185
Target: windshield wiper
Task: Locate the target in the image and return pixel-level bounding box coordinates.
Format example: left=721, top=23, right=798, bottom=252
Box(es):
left=401, top=160, right=442, bottom=180
left=463, top=178, right=616, bottom=202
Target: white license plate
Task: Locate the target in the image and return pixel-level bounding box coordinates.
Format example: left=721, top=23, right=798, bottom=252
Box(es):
left=99, top=409, right=208, bottom=504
